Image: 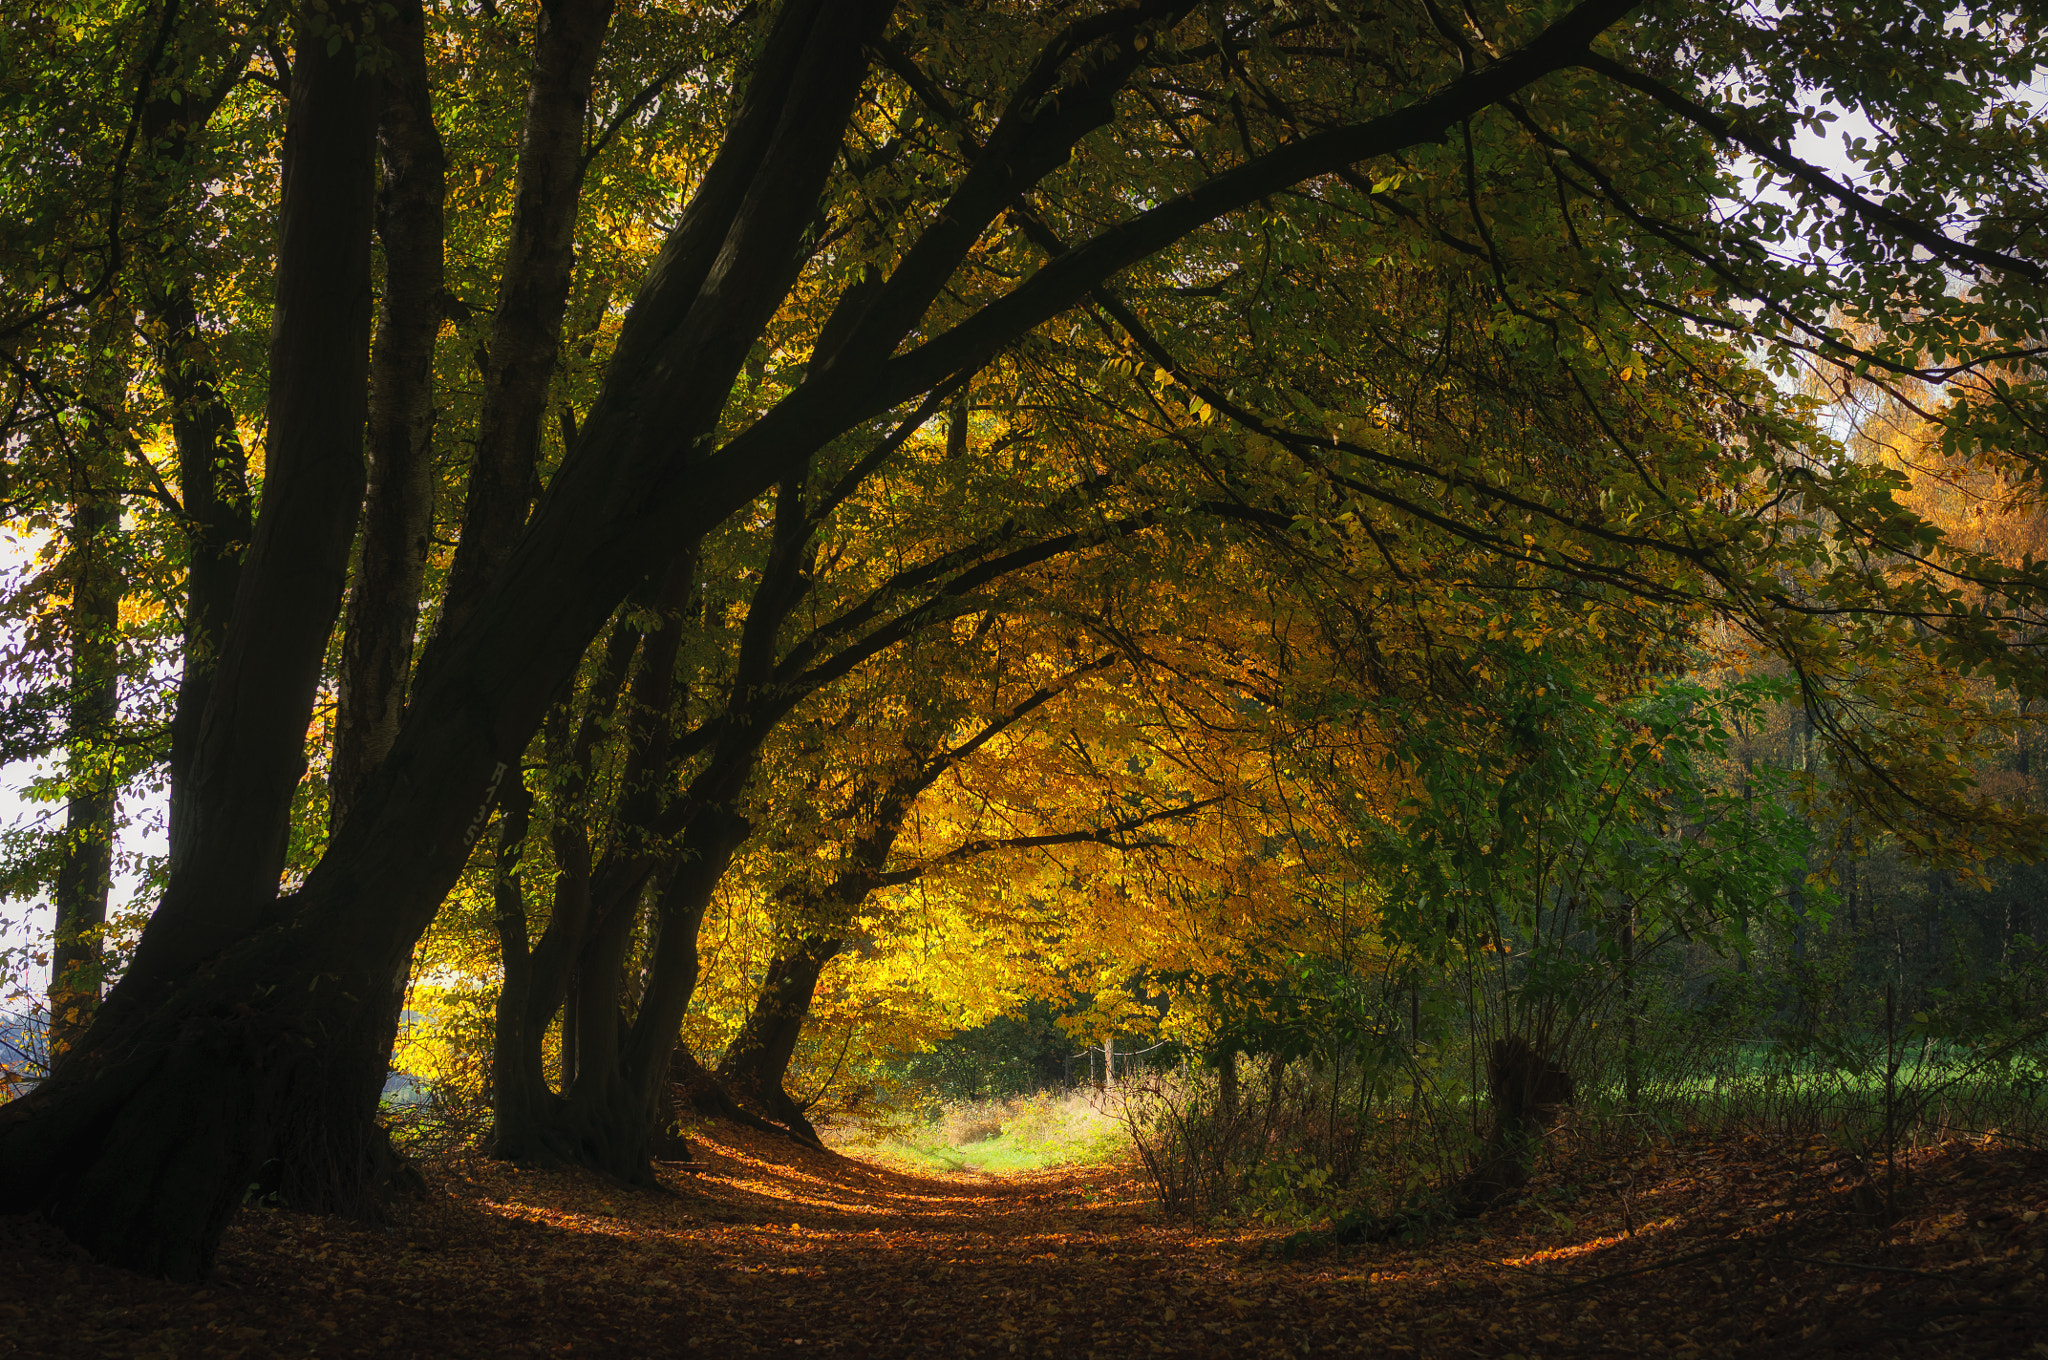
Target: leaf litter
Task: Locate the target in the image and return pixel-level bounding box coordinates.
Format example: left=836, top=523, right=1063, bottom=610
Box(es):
left=0, top=1120, right=2043, bottom=1356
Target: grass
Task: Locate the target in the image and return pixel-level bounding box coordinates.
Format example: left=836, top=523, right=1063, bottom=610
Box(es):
left=828, top=1086, right=1130, bottom=1175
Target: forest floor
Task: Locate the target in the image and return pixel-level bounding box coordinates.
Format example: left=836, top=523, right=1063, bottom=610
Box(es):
left=1, top=1116, right=2044, bottom=1358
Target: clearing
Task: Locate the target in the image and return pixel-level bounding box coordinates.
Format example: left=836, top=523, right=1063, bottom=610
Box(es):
left=0, top=1121, right=2042, bottom=1357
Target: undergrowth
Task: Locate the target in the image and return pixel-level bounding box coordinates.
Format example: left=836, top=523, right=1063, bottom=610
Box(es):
left=1116, top=1026, right=2048, bottom=1243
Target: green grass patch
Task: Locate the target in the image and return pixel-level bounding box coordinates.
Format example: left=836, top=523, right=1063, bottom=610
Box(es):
left=830, top=1088, right=1129, bottom=1175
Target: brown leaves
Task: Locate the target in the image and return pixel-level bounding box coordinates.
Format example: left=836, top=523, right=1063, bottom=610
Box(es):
left=0, top=1121, right=2042, bottom=1356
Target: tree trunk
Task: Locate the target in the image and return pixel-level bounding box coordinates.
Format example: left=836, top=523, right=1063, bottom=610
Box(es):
left=0, top=1, right=382, bottom=1273
left=274, top=2, right=454, bottom=1213
left=104, top=7, right=396, bottom=1223
left=1458, top=1035, right=1574, bottom=1209
left=493, top=488, right=792, bottom=1168
left=332, top=0, right=446, bottom=831
left=0, top=896, right=420, bottom=1277
left=493, top=513, right=783, bottom=1168
left=138, top=28, right=258, bottom=850
left=115, top=0, right=380, bottom=1002
left=435, top=0, right=616, bottom=642
left=716, top=934, right=841, bottom=1142
left=490, top=772, right=562, bottom=1161
left=495, top=805, right=750, bottom=1180
left=151, top=288, right=253, bottom=853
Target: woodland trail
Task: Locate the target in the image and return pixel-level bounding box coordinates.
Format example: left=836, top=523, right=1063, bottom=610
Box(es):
left=1, top=1119, right=2045, bottom=1358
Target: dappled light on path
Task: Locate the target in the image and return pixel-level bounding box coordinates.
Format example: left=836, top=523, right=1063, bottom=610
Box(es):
left=1, top=1120, right=2043, bottom=1356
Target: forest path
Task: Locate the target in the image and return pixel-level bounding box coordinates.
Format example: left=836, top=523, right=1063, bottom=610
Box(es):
left=1, top=1118, right=2043, bottom=1357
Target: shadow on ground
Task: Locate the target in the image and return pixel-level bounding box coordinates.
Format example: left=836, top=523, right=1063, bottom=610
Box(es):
left=1, top=1118, right=2043, bottom=1356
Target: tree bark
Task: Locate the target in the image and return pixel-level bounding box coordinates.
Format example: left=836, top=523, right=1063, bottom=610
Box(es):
left=716, top=934, right=841, bottom=1140
left=151, top=288, right=253, bottom=852
left=435, top=0, right=616, bottom=643
left=118, top=0, right=380, bottom=999
left=332, top=0, right=446, bottom=831
left=495, top=692, right=765, bottom=1171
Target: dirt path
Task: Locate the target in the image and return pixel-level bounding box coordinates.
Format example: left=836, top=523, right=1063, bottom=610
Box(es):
left=2, top=1121, right=2044, bottom=1356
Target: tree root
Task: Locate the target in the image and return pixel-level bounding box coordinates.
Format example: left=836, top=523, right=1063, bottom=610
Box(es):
left=669, top=1047, right=821, bottom=1149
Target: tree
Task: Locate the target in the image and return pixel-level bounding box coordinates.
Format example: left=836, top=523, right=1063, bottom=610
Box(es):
left=1367, top=656, right=1818, bottom=1209
left=479, top=446, right=1158, bottom=1172
left=2, top=0, right=2044, bottom=1280
left=480, top=363, right=1261, bottom=1167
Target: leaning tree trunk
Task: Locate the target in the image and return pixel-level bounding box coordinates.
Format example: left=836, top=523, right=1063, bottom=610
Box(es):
left=277, top=0, right=452, bottom=1215
left=139, top=43, right=259, bottom=860
left=0, top=893, right=424, bottom=1277
left=330, top=0, right=446, bottom=834
left=0, top=4, right=383, bottom=1274
left=435, top=0, right=616, bottom=642
left=716, top=934, right=842, bottom=1143
left=116, top=3, right=379, bottom=999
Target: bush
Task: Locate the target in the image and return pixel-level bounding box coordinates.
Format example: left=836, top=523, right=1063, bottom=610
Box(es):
left=1121, top=1057, right=1477, bottom=1229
